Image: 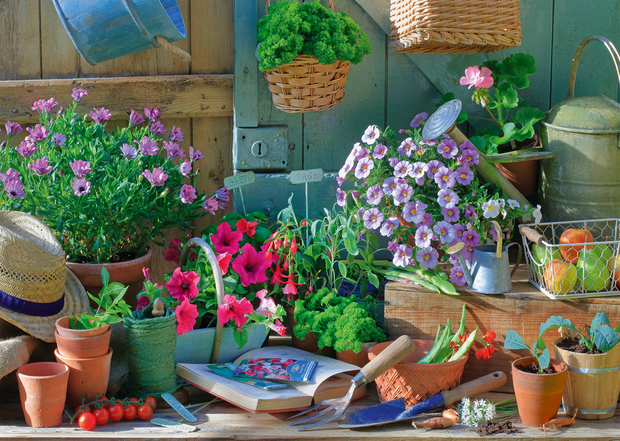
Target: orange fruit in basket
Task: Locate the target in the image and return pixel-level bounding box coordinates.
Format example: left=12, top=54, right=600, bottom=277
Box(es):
left=543, top=259, right=577, bottom=295
left=559, top=228, right=594, bottom=264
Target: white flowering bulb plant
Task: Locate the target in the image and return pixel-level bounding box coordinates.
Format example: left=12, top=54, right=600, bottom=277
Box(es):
left=0, top=90, right=228, bottom=263
left=336, top=117, right=541, bottom=286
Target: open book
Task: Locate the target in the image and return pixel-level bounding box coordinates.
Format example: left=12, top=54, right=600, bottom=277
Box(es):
left=176, top=346, right=367, bottom=413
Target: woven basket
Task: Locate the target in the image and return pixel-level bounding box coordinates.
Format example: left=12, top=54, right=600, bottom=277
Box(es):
left=368, top=339, right=468, bottom=408
left=390, top=0, right=522, bottom=54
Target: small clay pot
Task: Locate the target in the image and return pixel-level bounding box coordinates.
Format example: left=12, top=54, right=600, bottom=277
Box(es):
left=512, top=356, right=568, bottom=427
left=286, top=305, right=335, bottom=358
left=55, top=328, right=111, bottom=359
left=55, top=348, right=113, bottom=410
left=336, top=348, right=370, bottom=368
left=55, top=316, right=110, bottom=339
left=17, top=362, right=69, bottom=427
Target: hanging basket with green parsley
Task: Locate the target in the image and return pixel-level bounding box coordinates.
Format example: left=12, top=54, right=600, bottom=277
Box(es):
left=257, top=0, right=371, bottom=113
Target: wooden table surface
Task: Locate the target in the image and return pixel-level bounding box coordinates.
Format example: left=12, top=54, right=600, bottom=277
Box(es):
left=1, top=386, right=620, bottom=440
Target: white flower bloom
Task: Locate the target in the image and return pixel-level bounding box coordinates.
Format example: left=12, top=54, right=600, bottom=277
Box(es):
left=507, top=199, right=520, bottom=209
left=361, top=125, right=380, bottom=145
left=533, top=204, right=542, bottom=224
left=482, top=200, right=501, bottom=219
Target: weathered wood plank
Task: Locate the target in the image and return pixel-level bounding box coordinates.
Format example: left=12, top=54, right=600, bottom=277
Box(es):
left=191, top=0, right=234, bottom=74
left=0, top=1, right=41, bottom=80
left=156, top=0, right=191, bottom=75
left=0, top=75, right=233, bottom=123
left=233, top=0, right=259, bottom=127
left=40, top=0, right=79, bottom=79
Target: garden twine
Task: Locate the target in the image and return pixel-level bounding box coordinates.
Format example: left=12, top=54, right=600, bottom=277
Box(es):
left=123, top=303, right=179, bottom=398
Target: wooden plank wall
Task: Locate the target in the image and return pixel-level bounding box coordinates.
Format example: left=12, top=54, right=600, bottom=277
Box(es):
left=0, top=0, right=234, bottom=285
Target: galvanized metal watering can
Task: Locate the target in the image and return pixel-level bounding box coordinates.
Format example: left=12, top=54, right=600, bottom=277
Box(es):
left=448, top=222, right=522, bottom=294
left=540, top=36, right=620, bottom=221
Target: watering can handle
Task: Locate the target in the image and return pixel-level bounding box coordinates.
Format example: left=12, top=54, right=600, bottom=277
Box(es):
left=506, top=242, right=523, bottom=278
left=567, top=36, right=620, bottom=99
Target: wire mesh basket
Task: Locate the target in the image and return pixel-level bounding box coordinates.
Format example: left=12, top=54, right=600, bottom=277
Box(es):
left=520, top=219, right=620, bottom=299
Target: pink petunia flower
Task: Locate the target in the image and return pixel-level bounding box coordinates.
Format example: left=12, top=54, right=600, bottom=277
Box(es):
left=460, top=65, right=494, bottom=89
left=72, top=88, right=88, bottom=102
left=216, top=252, right=232, bottom=275
left=5, top=121, right=22, bottom=137
left=166, top=267, right=200, bottom=302
left=210, top=221, right=243, bottom=255
left=136, top=295, right=151, bottom=312
left=70, top=160, right=91, bottom=178
left=71, top=177, right=91, bottom=196
left=142, top=168, right=168, bottom=186
left=89, top=107, right=111, bottom=124
left=232, top=243, right=270, bottom=287
left=175, top=298, right=199, bottom=334
left=255, top=289, right=277, bottom=318
left=268, top=320, right=287, bottom=337
left=217, top=294, right=254, bottom=328
left=28, top=158, right=52, bottom=175
left=179, top=184, right=197, bottom=204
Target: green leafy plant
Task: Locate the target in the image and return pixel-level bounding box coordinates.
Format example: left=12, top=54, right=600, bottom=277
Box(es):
left=292, top=287, right=385, bottom=353
left=256, top=0, right=371, bottom=71
left=70, top=268, right=132, bottom=329
left=458, top=53, right=546, bottom=155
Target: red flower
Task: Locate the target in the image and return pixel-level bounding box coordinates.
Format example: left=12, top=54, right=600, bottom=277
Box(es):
left=271, top=265, right=285, bottom=285
left=142, top=267, right=151, bottom=282
left=165, top=267, right=200, bottom=301
left=483, top=330, right=496, bottom=344
left=261, top=242, right=279, bottom=264
left=236, top=218, right=258, bottom=238
left=268, top=319, right=287, bottom=336
left=164, top=238, right=182, bottom=263
left=459, top=333, right=469, bottom=343
left=210, top=222, right=243, bottom=255
left=283, top=273, right=301, bottom=301
left=449, top=341, right=459, bottom=352
left=175, top=298, right=199, bottom=335
left=232, top=243, right=270, bottom=287
left=475, top=347, right=491, bottom=360
left=216, top=252, right=232, bottom=276
left=217, top=294, right=254, bottom=328
left=290, top=238, right=297, bottom=255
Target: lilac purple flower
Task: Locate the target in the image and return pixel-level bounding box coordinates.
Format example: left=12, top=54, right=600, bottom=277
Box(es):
left=129, top=109, right=145, bottom=126
left=336, top=188, right=347, bottom=207
left=410, top=112, right=428, bottom=128
left=25, top=124, right=50, bottom=143
left=150, top=120, right=167, bottom=136
left=393, top=244, right=412, bottom=267
left=462, top=244, right=475, bottom=262
left=28, top=158, right=52, bottom=175
left=434, top=166, right=456, bottom=189
left=70, top=160, right=91, bottom=178
left=393, top=160, right=412, bottom=178
left=452, top=223, right=466, bottom=243
left=190, top=146, right=204, bottom=162
left=450, top=264, right=468, bottom=286
left=402, top=200, right=427, bottom=224
left=437, top=188, right=459, bottom=209
left=392, top=183, right=413, bottom=205
left=203, top=197, right=219, bottom=215
left=89, top=107, right=111, bottom=124
left=366, top=185, right=384, bottom=205
left=16, top=141, right=37, bottom=158
left=0, top=168, right=19, bottom=183
left=425, top=160, right=444, bottom=178
left=410, top=161, right=427, bottom=186
left=416, top=246, right=439, bottom=269
left=163, top=141, right=186, bottom=159
left=458, top=148, right=479, bottom=166
left=388, top=157, right=400, bottom=168
left=397, top=138, right=415, bottom=157
left=339, top=161, right=354, bottom=178
left=465, top=204, right=478, bottom=221
left=373, top=143, right=387, bottom=159
left=437, top=138, right=458, bottom=159
left=454, top=165, right=474, bottom=185
left=416, top=212, right=434, bottom=228
left=419, top=138, right=437, bottom=146
left=179, top=184, right=197, bottom=204
left=52, top=133, right=66, bottom=146
left=434, top=221, right=456, bottom=244
left=120, top=143, right=138, bottom=158
left=355, top=147, right=371, bottom=161
left=71, top=178, right=91, bottom=196
left=363, top=208, right=384, bottom=230
left=415, top=225, right=433, bottom=248
left=414, top=144, right=427, bottom=156
left=72, top=88, right=88, bottom=102
left=5, top=121, right=22, bottom=138
left=169, top=126, right=184, bottom=142
left=355, top=157, right=374, bottom=179
left=463, top=229, right=481, bottom=247
left=215, top=186, right=229, bottom=209
left=137, top=136, right=159, bottom=156
left=144, top=107, right=161, bottom=122
left=31, top=98, right=59, bottom=114
left=336, top=176, right=345, bottom=187
left=4, top=177, right=25, bottom=198
left=179, top=160, right=192, bottom=177
left=382, top=177, right=398, bottom=196
left=387, top=241, right=399, bottom=253
left=143, top=168, right=168, bottom=186
left=379, top=217, right=399, bottom=237
left=442, top=206, right=460, bottom=223
left=362, top=125, right=380, bottom=145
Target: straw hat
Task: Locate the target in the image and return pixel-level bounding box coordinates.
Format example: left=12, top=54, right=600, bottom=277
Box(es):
left=0, top=211, right=89, bottom=343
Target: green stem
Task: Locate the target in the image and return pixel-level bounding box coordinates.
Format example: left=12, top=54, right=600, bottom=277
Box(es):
left=488, top=105, right=503, bottom=129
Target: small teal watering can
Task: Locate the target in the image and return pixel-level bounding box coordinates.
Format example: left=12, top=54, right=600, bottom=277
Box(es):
left=448, top=221, right=522, bottom=294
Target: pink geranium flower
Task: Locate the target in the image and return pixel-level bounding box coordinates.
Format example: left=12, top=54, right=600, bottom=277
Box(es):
left=210, top=222, right=243, bottom=255
left=217, top=294, right=254, bottom=328
left=232, top=243, right=270, bottom=287
left=175, top=298, right=199, bottom=334
left=460, top=66, right=494, bottom=89
left=165, top=267, right=200, bottom=301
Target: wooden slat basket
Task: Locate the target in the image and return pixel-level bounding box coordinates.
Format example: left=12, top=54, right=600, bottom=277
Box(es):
left=390, top=0, right=522, bottom=54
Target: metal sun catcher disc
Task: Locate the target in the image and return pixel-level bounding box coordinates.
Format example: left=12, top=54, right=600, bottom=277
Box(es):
left=422, top=99, right=462, bottom=140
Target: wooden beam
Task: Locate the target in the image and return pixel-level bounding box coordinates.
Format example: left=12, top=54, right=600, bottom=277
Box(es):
left=0, top=75, right=233, bottom=123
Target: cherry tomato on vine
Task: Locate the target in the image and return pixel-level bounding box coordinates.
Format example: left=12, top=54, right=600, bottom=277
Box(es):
left=144, top=396, right=157, bottom=411
left=98, top=396, right=111, bottom=409
left=129, top=397, right=140, bottom=404
left=137, top=404, right=154, bottom=421
left=108, top=404, right=124, bottom=422
left=75, top=405, right=91, bottom=417
left=123, top=403, right=137, bottom=421
left=93, top=408, right=110, bottom=425
left=78, top=412, right=96, bottom=431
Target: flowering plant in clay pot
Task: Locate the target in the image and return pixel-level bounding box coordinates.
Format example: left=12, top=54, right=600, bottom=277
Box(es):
left=0, top=89, right=227, bottom=264
left=139, top=212, right=286, bottom=347
left=336, top=121, right=540, bottom=287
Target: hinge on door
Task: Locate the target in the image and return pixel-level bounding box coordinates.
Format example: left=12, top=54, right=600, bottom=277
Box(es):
left=233, top=126, right=288, bottom=170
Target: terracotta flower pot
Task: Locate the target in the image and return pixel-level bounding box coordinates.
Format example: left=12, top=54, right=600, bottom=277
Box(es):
left=66, top=248, right=152, bottom=309
left=494, top=160, right=539, bottom=198
left=55, top=316, right=110, bottom=338
left=285, top=305, right=335, bottom=358
left=17, top=362, right=69, bottom=427
left=55, top=328, right=111, bottom=359
left=54, top=348, right=113, bottom=410
left=511, top=356, right=568, bottom=427
left=336, top=348, right=369, bottom=368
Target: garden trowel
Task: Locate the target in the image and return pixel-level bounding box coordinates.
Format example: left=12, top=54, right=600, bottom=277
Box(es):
left=338, top=371, right=507, bottom=428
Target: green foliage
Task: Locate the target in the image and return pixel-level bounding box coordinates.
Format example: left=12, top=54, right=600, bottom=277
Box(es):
left=539, top=313, right=620, bottom=353
left=70, top=268, right=132, bottom=329
left=257, top=0, right=371, bottom=71
left=504, top=329, right=550, bottom=372
left=292, top=287, right=385, bottom=353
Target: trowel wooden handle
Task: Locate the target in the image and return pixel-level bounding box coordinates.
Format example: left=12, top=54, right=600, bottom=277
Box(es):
left=361, top=335, right=415, bottom=383
left=441, top=371, right=507, bottom=406
left=519, top=225, right=547, bottom=246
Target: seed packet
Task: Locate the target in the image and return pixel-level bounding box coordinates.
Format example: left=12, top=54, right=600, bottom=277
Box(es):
left=233, top=357, right=318, bottom=383
left=205, top=363, right=291, bottom=390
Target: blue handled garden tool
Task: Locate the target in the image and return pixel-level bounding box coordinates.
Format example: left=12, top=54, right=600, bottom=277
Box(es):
left=338, top=371, right=507, bottom=428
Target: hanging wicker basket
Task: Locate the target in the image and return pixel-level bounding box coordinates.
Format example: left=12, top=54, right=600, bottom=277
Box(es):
left=390, top=0, right=522, bottom=54
left=262, top=0, right=350, bottom=113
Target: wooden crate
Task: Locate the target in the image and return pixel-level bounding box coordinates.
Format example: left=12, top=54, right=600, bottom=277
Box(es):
left=384, top=266, right=620, bottom=393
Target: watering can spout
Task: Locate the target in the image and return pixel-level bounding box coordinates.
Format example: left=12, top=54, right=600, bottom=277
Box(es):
left=446, top=242, right=473, bottom=286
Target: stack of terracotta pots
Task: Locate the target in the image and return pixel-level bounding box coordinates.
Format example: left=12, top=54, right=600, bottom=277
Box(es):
left=54, top=316, right=113, bottom=409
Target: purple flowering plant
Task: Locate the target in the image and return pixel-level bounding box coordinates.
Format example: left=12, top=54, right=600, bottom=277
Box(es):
left=336, top=118, right=539, bottom=286
left=0, top=89, right=228, bottom=263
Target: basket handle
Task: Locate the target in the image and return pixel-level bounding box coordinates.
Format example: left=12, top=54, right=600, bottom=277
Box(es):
left=265, top=0, right=334, bottom=12
left=567, top=36, right=620, bottom=99
left=180, top=238, right=224, bottom=363
left=518, top=225, right=548, bottom=246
